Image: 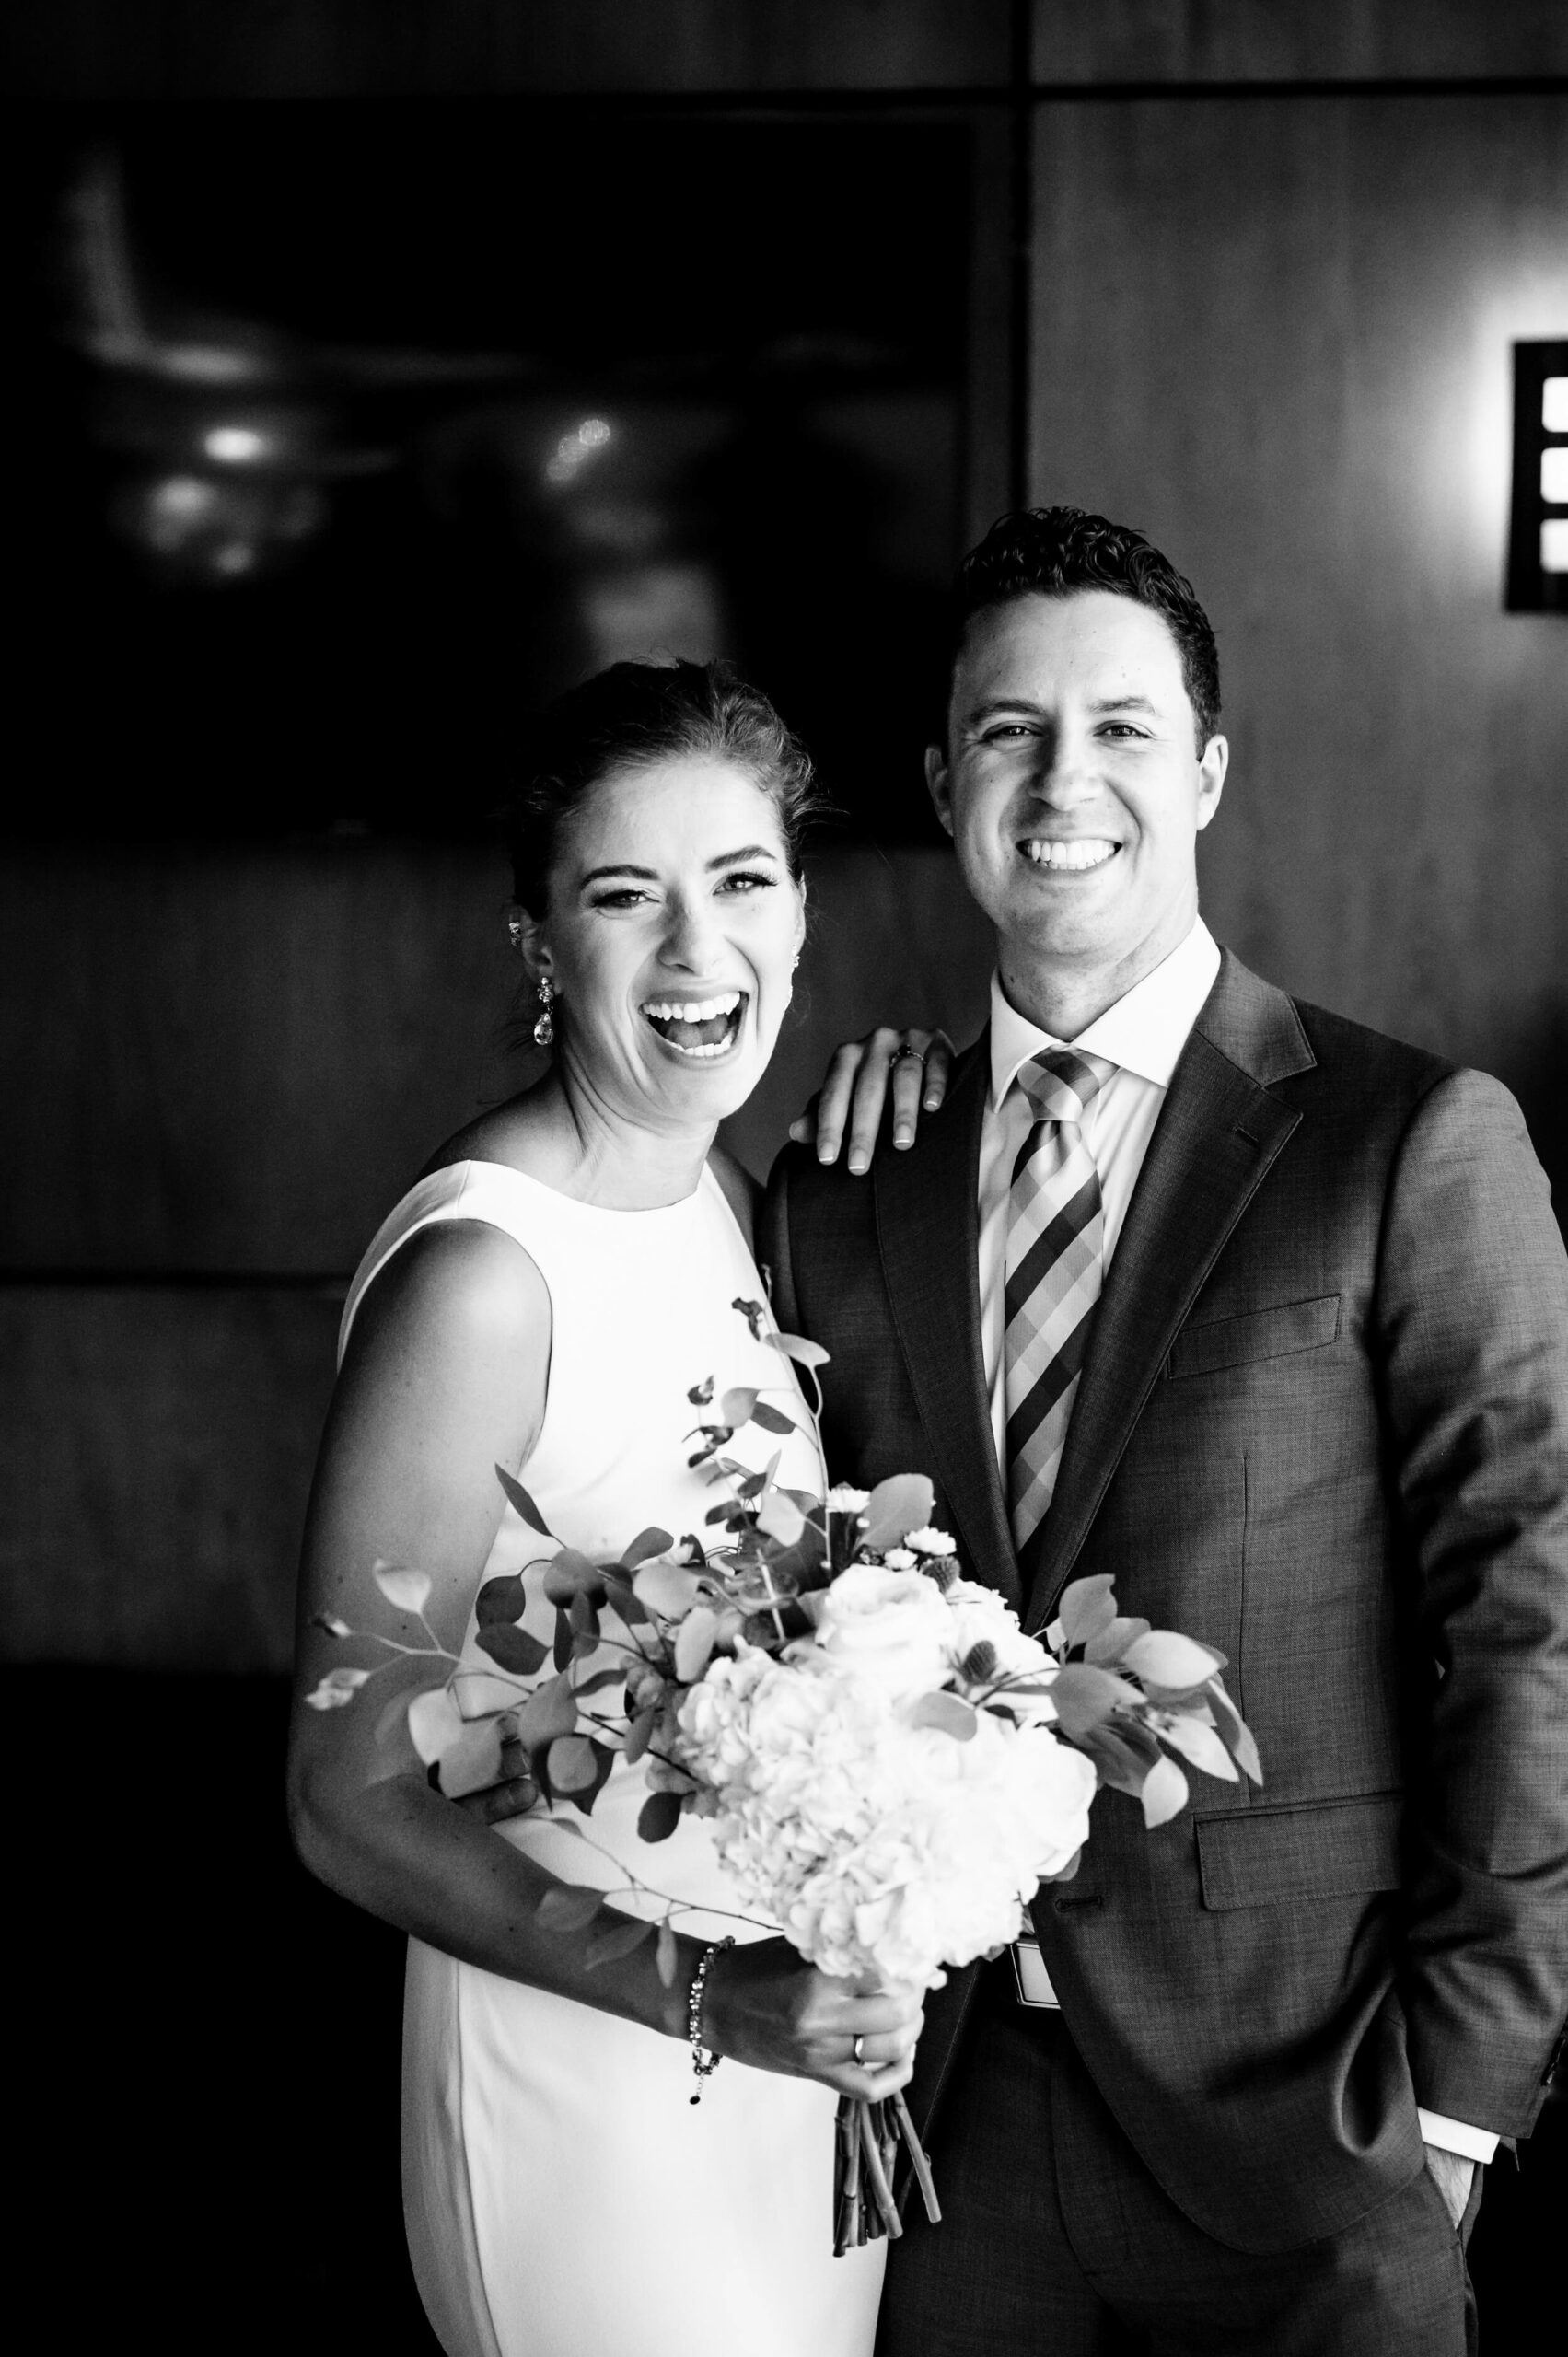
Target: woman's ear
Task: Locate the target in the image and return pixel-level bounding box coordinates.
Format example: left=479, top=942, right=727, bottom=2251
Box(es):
left=506, top=901, right=551, bottom=983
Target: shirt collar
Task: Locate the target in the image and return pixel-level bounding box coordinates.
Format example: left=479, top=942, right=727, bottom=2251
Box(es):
left=988, top=919, right=1222, bottom=1109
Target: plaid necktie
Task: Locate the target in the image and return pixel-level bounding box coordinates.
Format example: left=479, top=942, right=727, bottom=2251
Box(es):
left=1004, top=1049, right=1116, bottom=1550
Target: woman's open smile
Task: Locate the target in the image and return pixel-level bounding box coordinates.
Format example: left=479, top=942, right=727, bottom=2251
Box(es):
left=640, top=987, right=749, bottom=1060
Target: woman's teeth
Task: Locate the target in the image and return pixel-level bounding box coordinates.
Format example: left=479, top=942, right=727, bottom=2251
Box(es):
left=1021, top=838, right=1119, bottom=871
left=642, top=992, right=745, bottom=1058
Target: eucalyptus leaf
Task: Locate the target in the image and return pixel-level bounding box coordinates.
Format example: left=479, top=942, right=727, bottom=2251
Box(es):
left=1083, top=1615, right=1152, bottom=1666
left=371, top=1561, right=431, bottom=1616
left=304, top=1669, right=366, bottom=1711
left=750, top=1400, right=799, bottom=1437
left=573, top=1666, right=627, bottom=1699
left=637, top=1789, right=683, bottom=1844
left=476, top=1573, right=528, bottom=1627
left=858, top=1474, right=936, bottom=1553
left=1123, top=1630, right=1226, bottom=1690
left=494, top=1465, right=552, bottom=1537
left=756, top=1489, right=807, bottom=1546
left=732, top=1296, right=767, bottom=1341
left=1058, top=1575, right=1118, bottom=1649
left=767, top=1331, right=830, bottom=1368
left=475, top=1621, right=550, bottom=1675
left=548, top=1735, right=602, bottom=1793
left=907, top=1689, right=978, bottom=1741
left=544, top=1549, right=607, bottom=1607
left=1048, top=1662, right=1143, bottom=1741
left=517, top=1670, right=577, bottom=1756
left=537, top=1885, right=603, bottom=1933
left=552, top=1608, right=573, bottom=1671
left=1207, top=1682, right=1264, bottom=1782
left=1157, top=1711, right=1239, bottom=1782
left=621, top=1527, right=676, bottom=1570
left=674, top=1604, right=721, bottom=1683
left=585, top=1919, right=655, bottom=1969
left=1139, top=1753, right=1191, bottom=1828
left=720, top=1386, right=761, bottom=1427
left=633, top=1557, right=708, bottom=1619
left=407, top=1684, right=466, bottom=1763
left=622, top=1705, right=659, bottom=1765
left=434, top=1715, right=507, bottom=1800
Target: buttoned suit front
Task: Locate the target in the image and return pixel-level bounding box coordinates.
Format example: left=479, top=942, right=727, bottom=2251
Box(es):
left=761, top=951, right=1568, bottom=2282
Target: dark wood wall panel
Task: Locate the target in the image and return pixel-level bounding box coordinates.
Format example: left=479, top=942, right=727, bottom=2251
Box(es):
left=1, top=842, right=989, bottom=1279
left=1030, top=1, right=1568, bottom=84
left=4, top=1285, right=340, bottom=1669
left=1029, top=93, right=1568, bottom=1178
left=0, top=842, right=520, bottom=1274
left=6, top=1, right=1011, bottom=99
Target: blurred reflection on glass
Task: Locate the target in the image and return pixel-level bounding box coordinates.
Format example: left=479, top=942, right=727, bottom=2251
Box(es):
left=14, top=111, right=968, bottom=842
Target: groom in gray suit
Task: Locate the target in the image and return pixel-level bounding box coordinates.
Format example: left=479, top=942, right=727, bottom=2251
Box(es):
left=763, top=507, right=1568, bottom=2352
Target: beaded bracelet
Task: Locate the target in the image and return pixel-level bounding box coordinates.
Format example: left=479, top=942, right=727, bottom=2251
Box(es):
left=687, top=1935, right=735, bottom=2104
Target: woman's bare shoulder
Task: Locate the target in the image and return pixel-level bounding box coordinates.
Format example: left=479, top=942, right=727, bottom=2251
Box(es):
left=416, top=1086, right=550, bottom=1182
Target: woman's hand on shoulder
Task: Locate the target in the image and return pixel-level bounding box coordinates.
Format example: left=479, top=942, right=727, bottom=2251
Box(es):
left=788, top=1027, right=953, bottom=1175
left=701, top=1936, right=924, bottom=2100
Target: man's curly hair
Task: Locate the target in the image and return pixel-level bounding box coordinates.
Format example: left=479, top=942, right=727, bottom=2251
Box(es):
left=947, top=506, right=1221, bottom=749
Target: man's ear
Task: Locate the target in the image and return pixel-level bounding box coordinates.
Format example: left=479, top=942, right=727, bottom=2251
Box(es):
left=924, top=743, right=956, bottom=838
left=1195, top=735, right=1229, bottom=830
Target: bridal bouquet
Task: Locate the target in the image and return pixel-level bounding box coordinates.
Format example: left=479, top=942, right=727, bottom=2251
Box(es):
left=308, top=1302, right=1260, bottom=2252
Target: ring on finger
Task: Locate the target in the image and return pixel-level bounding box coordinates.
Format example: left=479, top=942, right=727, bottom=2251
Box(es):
left=889, top=1043, right=926, bottom=1068
left=852, top=2033, right=865, bottom=2066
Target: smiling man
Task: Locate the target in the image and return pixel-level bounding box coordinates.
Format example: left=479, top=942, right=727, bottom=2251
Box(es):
left=764, top=509, right=1568, bottom=2355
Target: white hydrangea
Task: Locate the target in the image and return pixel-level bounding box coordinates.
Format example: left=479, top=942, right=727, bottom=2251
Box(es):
left=674, top=1625, right=1096, bottom=1991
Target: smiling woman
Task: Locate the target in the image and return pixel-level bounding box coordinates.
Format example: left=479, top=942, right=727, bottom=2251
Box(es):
left=286, top=658, right=917, bottom=2357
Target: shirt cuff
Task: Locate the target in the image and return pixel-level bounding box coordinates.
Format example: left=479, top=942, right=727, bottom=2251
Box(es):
left=1416, top=2108, right=1499, bottom=2164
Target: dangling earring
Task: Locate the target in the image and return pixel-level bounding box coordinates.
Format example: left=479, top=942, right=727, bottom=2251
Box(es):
left=533, top=974, right=556, bottom=1049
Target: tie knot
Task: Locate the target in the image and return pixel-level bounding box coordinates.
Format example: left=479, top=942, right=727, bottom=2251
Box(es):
left=1018, top=1048, right=1115, bottom=1126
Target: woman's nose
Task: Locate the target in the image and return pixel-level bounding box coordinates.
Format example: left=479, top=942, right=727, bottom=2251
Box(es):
left=661, top=898, right=721, bottom=970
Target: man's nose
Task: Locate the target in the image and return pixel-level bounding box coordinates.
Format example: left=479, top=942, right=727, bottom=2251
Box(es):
left=1026, top=726, right=1091, bottom=801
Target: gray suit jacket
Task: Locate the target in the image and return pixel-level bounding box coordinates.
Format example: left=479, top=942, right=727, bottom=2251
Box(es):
left=762, top=951, right=1568, bottom=2252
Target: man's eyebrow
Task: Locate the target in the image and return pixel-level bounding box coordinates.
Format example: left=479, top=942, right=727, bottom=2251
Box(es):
left=1087, top=694, right=1162, bottom=716
left=964, top=698, right=1049, bottom=725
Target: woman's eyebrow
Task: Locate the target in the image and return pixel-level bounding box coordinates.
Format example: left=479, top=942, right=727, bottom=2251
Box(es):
left=578, top=863, right=659, bottom=887
left=707, top=844, right=780, bottom=869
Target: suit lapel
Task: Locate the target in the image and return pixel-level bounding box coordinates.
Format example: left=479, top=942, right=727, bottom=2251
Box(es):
left=873, top=1037, right=1023, bottom=1610
left=1019, top=955, right=1316, bottom=1632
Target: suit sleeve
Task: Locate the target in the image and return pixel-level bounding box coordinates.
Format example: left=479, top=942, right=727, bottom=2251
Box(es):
left=1378, top=1067, right=1568, bottom=2135
left=760, top=1150, right=803, bottom=1340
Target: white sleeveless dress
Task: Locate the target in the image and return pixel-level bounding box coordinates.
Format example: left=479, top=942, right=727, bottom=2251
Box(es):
left=339, top=1159, right=885, bottom=2357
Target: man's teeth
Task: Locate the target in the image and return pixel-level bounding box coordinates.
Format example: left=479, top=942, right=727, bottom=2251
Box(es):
left=1022, top=839, right=1119, bottom=871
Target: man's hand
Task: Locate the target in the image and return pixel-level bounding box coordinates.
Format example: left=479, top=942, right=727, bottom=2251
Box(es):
left=787, top=1027, right=954, bottom=1174
left=450, top=1715, right=540, bottom=1826
left=1422, top=2142, right=1476, bottom=2231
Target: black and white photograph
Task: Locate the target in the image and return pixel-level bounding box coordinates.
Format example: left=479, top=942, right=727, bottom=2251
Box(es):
left=6, top=8, right=1568, bottom=2354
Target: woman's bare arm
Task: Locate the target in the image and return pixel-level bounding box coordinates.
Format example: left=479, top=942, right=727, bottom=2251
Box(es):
left=285, top=1218, right=921, bottom=2090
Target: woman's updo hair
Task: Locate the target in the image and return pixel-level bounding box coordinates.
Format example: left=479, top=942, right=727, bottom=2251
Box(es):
left=506, top=659, right=820, bottom=914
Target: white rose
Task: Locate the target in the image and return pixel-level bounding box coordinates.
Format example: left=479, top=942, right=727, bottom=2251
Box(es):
left=825, top=1485, right=871, bottom=1514
left=813, top=1564, right=955, bottom=1701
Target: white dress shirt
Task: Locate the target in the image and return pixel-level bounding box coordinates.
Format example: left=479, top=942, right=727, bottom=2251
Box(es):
left=975, top=917, right=1493, bottom=2165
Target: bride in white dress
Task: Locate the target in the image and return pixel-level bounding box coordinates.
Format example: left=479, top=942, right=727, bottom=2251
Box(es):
left=287, top=662, right=923, bottom=2357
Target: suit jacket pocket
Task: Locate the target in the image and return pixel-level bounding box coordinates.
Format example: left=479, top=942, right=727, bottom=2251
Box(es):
left=1167, top=1291, right=1342, bottom=1380
left=1196, top=1791, right=1402, bottom=1910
